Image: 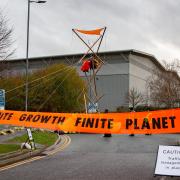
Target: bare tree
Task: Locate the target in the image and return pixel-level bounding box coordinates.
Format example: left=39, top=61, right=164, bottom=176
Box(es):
left=127, top=87, right=144, bottom=110
left=0, top=12, right=14, bottom=78
left=162, top=59, right=180, bottom=73
left=147, top=60, right=180, bottom=108
left=0, top=12, right=14, bottom=60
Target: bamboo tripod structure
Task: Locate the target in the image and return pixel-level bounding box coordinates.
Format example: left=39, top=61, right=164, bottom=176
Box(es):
left=72, top=27, right=106, bottom=112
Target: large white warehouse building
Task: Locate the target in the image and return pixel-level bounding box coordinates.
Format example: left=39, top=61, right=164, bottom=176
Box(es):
left=3, top=49, right=165, bottom=111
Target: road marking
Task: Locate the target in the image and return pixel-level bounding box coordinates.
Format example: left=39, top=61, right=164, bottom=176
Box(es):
left=0, top=156, right=44, bottom=172
left=46, top=135, right=71, bottom=156
left=0, top=135, right=71, bottom=172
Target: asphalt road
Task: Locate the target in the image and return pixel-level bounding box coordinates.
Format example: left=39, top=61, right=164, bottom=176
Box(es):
left=0, top=134, right=180, bottom=180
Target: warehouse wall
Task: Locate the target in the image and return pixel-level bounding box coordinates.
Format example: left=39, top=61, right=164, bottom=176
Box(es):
left=129, top=54, right=158, bottom=106
left=96, top=74, right=129, bottom=111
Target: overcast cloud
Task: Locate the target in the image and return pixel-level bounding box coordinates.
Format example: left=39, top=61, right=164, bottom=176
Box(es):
left=0, top=0, right=180, bottom=63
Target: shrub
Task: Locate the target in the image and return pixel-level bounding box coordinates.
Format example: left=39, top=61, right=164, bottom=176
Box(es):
left=135, top=106, right=168, bottom=112
left=116, top=106, right=129, bottom=112
left=0, top=63, right=86, bottom=112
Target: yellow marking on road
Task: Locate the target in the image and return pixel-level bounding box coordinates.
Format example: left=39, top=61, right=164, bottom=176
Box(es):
left=47, top=135, right=71, bottom=156
left=0, top=156, right=44, bottom=172
left=0, top=135, right=71, bottom=172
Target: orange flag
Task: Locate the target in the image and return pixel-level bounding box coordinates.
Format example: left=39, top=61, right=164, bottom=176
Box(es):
left=75, top=28, right=104, bottom=35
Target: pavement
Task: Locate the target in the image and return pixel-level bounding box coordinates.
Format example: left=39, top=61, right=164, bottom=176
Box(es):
left=0, top=134, right=180, bottom=180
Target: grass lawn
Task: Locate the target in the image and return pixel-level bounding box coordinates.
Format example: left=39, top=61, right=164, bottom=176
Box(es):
left=8, top=131, right=58, bottom=146
left=0, top=144, right=20, bottom=154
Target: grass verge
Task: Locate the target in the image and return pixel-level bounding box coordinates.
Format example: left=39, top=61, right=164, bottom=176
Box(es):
left=8, top=130, right=58, bottom=146
left=0, top=144, right=20, bottom=154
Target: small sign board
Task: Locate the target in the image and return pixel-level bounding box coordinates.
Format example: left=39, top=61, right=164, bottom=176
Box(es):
left=154, top=145, right=180, bottom=177
left=88, top=102, right=98, bottom=113
left=0, top=89, right=5, bottom=110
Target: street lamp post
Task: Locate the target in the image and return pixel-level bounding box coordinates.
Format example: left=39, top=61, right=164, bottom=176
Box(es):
left=25, top=0, right=46, bottom=150
left=26, top=0, right=46, bottom=112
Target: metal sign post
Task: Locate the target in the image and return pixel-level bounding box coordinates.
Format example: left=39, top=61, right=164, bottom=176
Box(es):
left=0, top=89, right=6, bottom=129
left=0, top=89, right=5, bottom=110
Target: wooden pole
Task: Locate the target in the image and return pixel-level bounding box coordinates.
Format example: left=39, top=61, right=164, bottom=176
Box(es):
left=97, top=27, right=106, bottom=53
left=78, top=35, right=102, bottom=63
left=72, top=29, right=104, bottom=64
left=83, top=91, right=88, bottom=114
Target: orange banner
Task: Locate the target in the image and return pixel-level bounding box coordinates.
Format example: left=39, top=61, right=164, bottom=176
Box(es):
left=0, top=109, right=179, bottom=134
left=75, top=28, right=104, bottom=35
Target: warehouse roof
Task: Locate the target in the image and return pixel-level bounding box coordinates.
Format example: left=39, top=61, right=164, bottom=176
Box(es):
left=6, top=49, right=165, bottom=70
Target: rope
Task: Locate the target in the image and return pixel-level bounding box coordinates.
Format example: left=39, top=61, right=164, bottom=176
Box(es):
left=6, top=65, right=75, bottom=103
left=37, top=68, right=75, bottom=111
left=5, top=62, right=78, bottom=95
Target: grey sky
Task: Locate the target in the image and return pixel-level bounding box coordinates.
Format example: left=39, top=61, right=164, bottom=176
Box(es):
left=0, top=0, right=180, bottom=63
